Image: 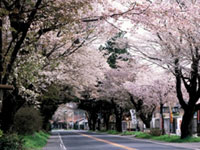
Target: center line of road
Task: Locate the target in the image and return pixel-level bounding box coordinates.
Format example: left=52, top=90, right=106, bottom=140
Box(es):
left=79, top=133, right=137, bottom=150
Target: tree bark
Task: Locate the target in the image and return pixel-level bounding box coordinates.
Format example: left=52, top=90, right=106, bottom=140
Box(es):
left=115, top=114, right=122, bottom=132
left=160, top=102, right=165, bottom=135
left=181, top=106, right=195, bottom=139
left=103, top=113, right=110, bottom=131
left=92, top=114, right=97, bottom=131
left=129, top=93, right=155, bottom=129
left=88, top=117, right=92, bottom=130
left=114, top=105, right=123, bottom=132
left=0, top=87, right=25, bottom=132
left=175, top=58, right=199, bottom=138
left=138, top=113, right=151, bottom=128
left=0, top=2, right=3, bottom=82
left=87, top=112, right=97, bottom=131
left=0, top=0, right=42, bottom=133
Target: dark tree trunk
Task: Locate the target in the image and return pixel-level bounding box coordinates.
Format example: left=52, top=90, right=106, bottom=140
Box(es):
left=138, top=113, right=151, bottom=128
left=160, top=103, right=165, bottom=135
left=115, top=114, right=122, bottom=132
left=88, top=117, right=92, bottom=130
left=92, top=115, right=97, bottom=131
left=1, top=98, right=16, bottom=132
left=113, top=103, right=123, bottom=132
left=0, top=87, right=25, bottom=133
left=87, top=112, right=97, bottom=131
left=181, top=107, right=195, bottom=139
left=103, top=113, right=110, bottom=131
left=0, top=0, right=42, bottom=133
left=174, top=58, right=200, bottom=139
left=129, top=94, right=155, bottom=129
left=0, top=3, right=3, bottom=82
left=97, top=118, right=101, bottom=131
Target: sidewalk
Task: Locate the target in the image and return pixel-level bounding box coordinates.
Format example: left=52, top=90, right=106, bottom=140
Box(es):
left=155, top=141, right=200, bottom=150
left=43, top=130, right=67, bottom=150
left=165, top=142, right=200, bottom=150
left=43, top=134, right=61, bottom=150
left=124, top=135, right=200, bottom=150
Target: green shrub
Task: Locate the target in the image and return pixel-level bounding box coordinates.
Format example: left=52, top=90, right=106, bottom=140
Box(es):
left=0, top=133, right=24, bottom=150
left=0, top=129, right=3, bottom=137
left=121, top=131, right=135, bottom=135
left=13, top=106, right=43, bottom=135
left=133, top=131, right=152, bottom=139
left=107, top=130, right=120, bottom=134
left=150, top=128, right=162, bottom=136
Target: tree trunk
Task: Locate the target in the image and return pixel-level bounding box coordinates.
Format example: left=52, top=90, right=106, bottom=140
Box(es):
left=115, top=115, right=122, bottom=132
left=160, top=103, right=165, bottom=135
left=115, top=107, right=123, bottom=132
left=129, top=94, right=154, bottom=129
left=92, top=117, right=96, bottom=131
left=138, top=113, right=151, bottom=128
left=97, top=118, right=101, bottom=131
left=104, top=113, right=110, bottom=131
left=1, top=94, right=17, bottom=132
left=86, top=111, right=97, bottom=131
left=0, top=89, right=25, bottom=133
left=181, top=107, right=195, bottom=139
left=88, top=117, right=92, bottom=130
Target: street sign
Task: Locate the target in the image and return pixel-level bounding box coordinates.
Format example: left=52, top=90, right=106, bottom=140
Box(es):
left=0, top=84, right=14, bottom=90
left=130, top=109, right=137, bottom=124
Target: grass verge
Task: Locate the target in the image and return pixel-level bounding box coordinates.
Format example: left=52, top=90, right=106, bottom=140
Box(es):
left=121, top=131, right=200, bottom=143
left=23, top=131, right=50, bottom=150
left=98, top=130, right=200, bottom=143
left=97, top=130, right=121, bottom=135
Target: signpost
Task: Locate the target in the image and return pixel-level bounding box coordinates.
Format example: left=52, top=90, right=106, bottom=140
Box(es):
left=130, top=109, right=137, bottom=124
left=197, top=110, right=200, bottom=136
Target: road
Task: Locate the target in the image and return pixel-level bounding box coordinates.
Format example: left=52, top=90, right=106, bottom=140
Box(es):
left=53, top=130, right=194, bottom=150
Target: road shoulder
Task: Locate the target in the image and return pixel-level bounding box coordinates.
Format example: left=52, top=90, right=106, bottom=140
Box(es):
left=43, top=130, right=67, bottom=150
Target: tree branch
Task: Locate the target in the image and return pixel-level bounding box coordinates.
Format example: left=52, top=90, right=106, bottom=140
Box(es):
left=181, top=74, right=190, bottom=93
left=82, top=2, right=148, bottom=22
left=0, top=4, right=3, bottom=82
left=2, top=0, right=42, bottom=84
left=128, top=93, right=139, bottom=111
left=195, top=103, right=200, bottom=111
left=175, top=58, right=188, bottom=110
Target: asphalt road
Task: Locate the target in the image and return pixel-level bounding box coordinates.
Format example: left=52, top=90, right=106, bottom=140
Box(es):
left=54, top=130, right=193, bottom=150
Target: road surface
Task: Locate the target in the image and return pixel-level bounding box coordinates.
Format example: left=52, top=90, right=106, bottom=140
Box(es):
left=52, top=130, right=194, bottom=150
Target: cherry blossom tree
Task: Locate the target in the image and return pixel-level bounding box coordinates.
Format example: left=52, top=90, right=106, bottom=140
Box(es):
left=0, top=0, right=100, bottom=132
left=127, top=0, right=200, bottom=138
left=0, top=0, right=169, bottom=133
left=152, top=76, right=177, bottom=134
left=124, top=76, right=157, bottom=129
left=97, top=58, right=137, bottom=131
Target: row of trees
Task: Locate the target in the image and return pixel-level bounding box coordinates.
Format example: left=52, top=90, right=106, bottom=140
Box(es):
left=0, top=0, right=199, bottom=140
left=0, top=0, right=111, bottom=133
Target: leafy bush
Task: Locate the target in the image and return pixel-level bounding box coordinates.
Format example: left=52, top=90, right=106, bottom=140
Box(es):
left=0, top=133, right=24, bottom=150
left=150, top=128, right=162, bottom=136
left=13, top=106, right=43, bottom=135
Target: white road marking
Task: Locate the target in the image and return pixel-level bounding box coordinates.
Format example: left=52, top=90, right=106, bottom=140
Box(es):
left=58, top=132, right=67, bottom=150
